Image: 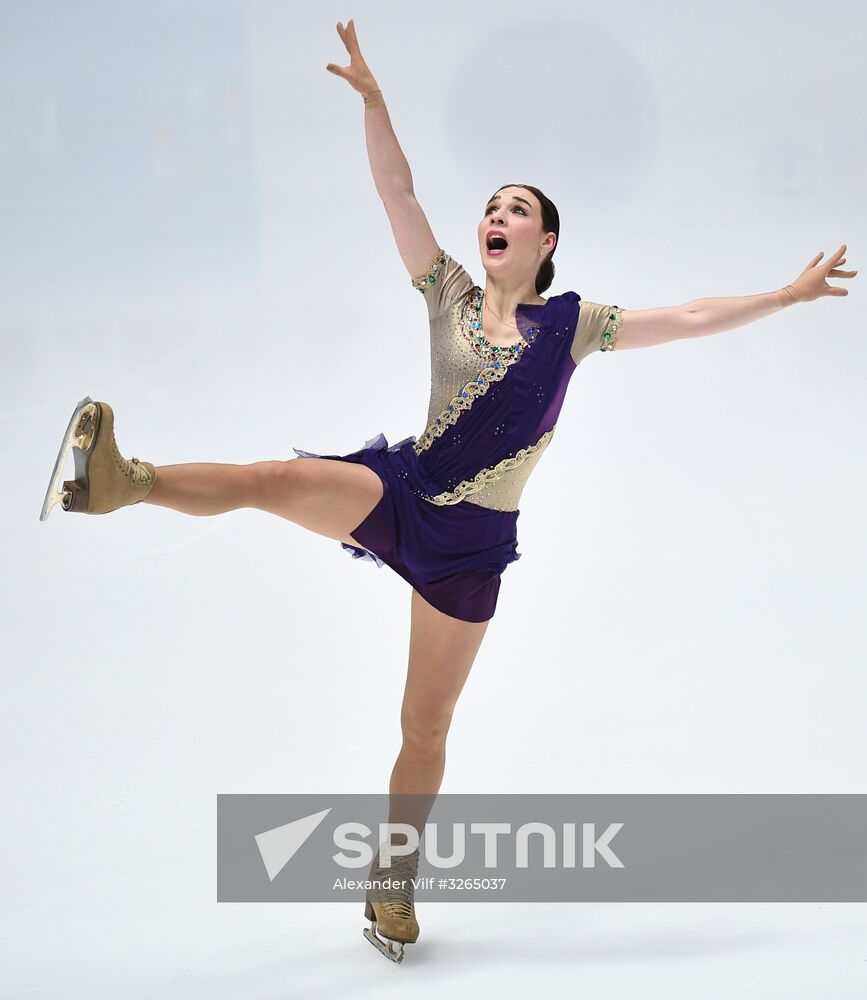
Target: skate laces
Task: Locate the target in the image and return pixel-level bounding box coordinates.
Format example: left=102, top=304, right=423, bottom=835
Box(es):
left=110, top=433, right=152, bottom=485
left=127, top=456, right=153, bottom=485
left=370, top=850, right=420, bottom=917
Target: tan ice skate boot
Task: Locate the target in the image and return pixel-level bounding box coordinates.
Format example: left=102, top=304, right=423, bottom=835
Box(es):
left=39, top=396, right=157, bottom=520
left=362, top=845, right=421, bottom=963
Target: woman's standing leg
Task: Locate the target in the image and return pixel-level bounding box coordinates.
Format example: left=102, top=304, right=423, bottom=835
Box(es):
left=385, top=589, right=492, bottom=845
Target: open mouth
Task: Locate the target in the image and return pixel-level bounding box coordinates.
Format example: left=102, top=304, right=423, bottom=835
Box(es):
left=486, top=235, right=508, bottom=257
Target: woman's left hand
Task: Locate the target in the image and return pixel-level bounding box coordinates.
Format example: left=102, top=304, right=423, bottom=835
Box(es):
left=783, top=244, right=857, bottom=303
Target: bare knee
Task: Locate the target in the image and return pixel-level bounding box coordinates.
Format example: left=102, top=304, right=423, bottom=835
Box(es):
left=244, top=457, right=382, bottom=549
left=245, top=458, right=303, bottom=510
left=400, top=705, right=453, bottom=756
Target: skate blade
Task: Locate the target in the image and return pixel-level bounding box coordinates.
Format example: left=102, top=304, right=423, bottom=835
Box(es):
left=39, top=395, right=95, bottom=521
left=362, top=921, right=406, bottom=963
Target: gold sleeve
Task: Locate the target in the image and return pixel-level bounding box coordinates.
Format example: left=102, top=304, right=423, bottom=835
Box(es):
left=570, top=301, right=623, bottom=364
left=411, top=249, right=475, bottom=321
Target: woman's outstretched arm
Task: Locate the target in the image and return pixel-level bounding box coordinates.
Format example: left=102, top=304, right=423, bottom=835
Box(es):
left=614, top=245, right=857, bottom=351
left=326, top=19, right=441, bottom=280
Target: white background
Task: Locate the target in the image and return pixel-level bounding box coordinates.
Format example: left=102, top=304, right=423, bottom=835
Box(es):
left=2, top=0, right=865, bottom=996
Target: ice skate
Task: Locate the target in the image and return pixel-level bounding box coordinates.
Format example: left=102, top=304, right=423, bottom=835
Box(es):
left=362, top=846, right=420, bottom=963
left=39, top=396, right=157, bottom=520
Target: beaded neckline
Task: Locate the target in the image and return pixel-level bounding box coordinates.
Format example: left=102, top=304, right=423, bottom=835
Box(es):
left=462, top=287, right=548, bottom=361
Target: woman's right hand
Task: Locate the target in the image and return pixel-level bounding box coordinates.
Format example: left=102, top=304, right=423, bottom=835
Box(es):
left=325, top=19, right=379, bottom=97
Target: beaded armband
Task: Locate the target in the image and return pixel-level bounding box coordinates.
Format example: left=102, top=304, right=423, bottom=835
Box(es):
left=600, top=305, right=622, bottom=352
left=411, top=249, right=448, bottom=294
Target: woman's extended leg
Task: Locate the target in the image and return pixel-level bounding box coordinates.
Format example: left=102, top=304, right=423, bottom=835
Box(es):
left=385, top=589, right=492, bottom=845
left=143, top=456, right=384, bottom=549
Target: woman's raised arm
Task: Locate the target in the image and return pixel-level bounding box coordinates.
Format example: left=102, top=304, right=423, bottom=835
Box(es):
left=615, top=245, right=856, bottom=350
left=326, top=19, right=441, bottom=281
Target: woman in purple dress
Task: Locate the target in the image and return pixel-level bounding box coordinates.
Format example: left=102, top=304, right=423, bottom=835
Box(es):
left=39, top=17, right=855, bottom=964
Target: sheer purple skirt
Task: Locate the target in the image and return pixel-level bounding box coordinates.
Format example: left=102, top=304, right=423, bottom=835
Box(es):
left=291, top=432, right=521, bottom=623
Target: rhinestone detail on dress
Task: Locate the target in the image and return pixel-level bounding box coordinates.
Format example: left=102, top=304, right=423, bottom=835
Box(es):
left=412, top=344, right=528, bottom=456
left=418, top=427, right=556, bottom=505
left=600, top=305, right=622, bottom=351
left=411, top=249, right=448, bottom=293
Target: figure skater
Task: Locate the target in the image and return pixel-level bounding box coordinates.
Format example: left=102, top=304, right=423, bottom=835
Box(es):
left=39, top=17, right=856, bottom=964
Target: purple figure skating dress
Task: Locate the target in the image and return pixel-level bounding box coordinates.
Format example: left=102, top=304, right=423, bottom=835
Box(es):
left=293, top=249, right=621, bottom=623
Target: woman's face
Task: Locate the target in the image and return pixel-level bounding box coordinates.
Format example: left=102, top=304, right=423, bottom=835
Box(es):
left=478, top=186, right=555, bottom=281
